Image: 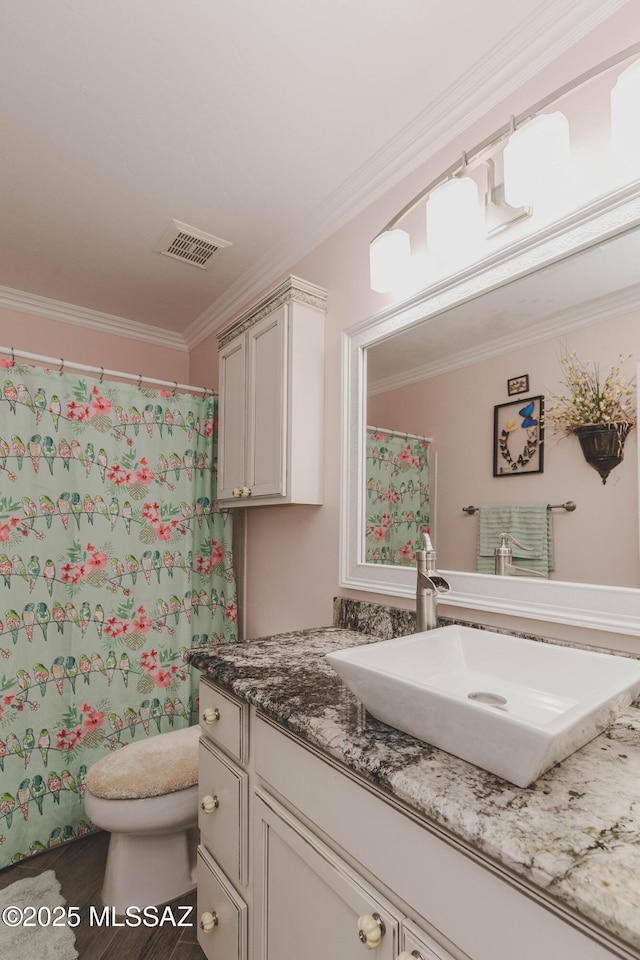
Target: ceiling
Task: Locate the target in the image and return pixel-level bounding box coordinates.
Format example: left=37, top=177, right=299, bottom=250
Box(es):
left=0, top=1, right=625, bottom=347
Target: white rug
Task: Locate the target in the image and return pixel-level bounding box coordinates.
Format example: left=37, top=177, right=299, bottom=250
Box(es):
left=0, top=869, right=78, bottom=958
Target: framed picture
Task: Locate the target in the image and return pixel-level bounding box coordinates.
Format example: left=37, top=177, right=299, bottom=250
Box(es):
left=493, top=395, right=544, bottom=476
left=507, top=374, right=529, bottom=396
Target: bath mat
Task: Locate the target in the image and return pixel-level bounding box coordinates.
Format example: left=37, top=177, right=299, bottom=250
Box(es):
left=0, top=869, right=78, bottom=958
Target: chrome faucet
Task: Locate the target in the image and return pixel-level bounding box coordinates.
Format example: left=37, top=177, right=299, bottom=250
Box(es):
left=415, top=532, right=451, bottom=632
left=494, top=532, right=546, bottom=578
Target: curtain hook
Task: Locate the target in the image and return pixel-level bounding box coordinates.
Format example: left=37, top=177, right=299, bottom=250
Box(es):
left=99, top=366, right=104, bottom=383
left=172, top=381, right=178, bottom=396
left=10, top=346, right=15, bottom=366
left=59, top=358, right=64, bottom=375
left=137, top=373, right=142, bottom=389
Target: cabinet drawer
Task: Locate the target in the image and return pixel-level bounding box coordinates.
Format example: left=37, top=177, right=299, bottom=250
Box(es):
left=199, top=737, right=248, bottom=886
left=197, top=845, right=247, bottom=960
left=199, top=677, right=247, bottom=763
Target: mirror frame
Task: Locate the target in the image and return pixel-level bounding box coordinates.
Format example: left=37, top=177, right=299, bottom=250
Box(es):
left=341, top=181, right=640, bottom=636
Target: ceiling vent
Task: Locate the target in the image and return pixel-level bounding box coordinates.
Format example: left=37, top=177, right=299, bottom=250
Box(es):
left=156, top=219, right=232, bottom=269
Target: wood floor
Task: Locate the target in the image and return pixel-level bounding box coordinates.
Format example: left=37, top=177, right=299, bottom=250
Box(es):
left=0, top=831, right=205, bottom=959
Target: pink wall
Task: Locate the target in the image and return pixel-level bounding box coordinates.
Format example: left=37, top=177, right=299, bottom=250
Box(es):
left=188, top=330, right=219, bottom=392
left=368, top=311, right=639, bottom=587
left=0, top=307, right=188, bottom=383
left=218, top=6, right=640, bottom=642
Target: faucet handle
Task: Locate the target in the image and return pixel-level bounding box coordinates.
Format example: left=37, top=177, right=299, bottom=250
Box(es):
left=498, top=532, right=532, bottom=552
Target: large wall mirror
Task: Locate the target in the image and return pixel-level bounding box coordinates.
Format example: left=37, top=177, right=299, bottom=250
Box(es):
left=341, top=184, right=640, bottom=635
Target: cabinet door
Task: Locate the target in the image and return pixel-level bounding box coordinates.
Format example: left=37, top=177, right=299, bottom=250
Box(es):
left=219, top=335, right=247, bottom=500
left=254, top=791, right=401, bottom=960
left=246, top=305, right=287, bottom=498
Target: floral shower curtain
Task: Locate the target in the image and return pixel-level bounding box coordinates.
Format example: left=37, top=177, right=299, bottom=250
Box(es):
left=0, top=361, right=237, bottom=868
left=365, top=427, right=431, bottom=565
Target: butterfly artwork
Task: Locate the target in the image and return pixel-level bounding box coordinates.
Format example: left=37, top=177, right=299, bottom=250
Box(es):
left=518, top=400, right=538, bottom=428
left=493, top=396, right=544, bottom=477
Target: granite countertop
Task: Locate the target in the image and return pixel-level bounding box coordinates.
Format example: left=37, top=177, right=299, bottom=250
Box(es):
left=186, top=626, right=640, bottom=954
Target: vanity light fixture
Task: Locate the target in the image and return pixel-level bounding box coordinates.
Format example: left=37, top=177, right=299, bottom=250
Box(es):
left=611, top=59, right=640, bottom=182
left=369, top=228, right=412, bottom=292
left=502, top=111, right=571, bottom=209
left=369, top=42, right=640, bottom=293
left=425, top=171, right=484, bottom=255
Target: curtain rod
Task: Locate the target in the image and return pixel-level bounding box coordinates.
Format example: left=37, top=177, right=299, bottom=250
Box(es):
left=0, top=345, right=216, bottom=396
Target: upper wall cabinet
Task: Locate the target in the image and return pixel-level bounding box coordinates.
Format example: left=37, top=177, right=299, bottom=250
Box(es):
left=217, top=276, right=327, bottom=507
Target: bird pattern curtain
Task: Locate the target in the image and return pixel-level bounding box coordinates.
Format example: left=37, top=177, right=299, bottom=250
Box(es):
left=365, top=427, right=431, bottom=565
left=0, top=361, right=237, bottom=868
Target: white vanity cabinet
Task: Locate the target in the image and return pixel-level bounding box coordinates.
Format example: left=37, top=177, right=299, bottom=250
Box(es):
left=196, top=677, right=634, bottom=960
left=217, top=275, right=327, bottom=507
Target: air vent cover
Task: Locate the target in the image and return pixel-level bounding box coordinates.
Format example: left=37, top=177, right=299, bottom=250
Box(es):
left=156, top=220, right=232, bottom=269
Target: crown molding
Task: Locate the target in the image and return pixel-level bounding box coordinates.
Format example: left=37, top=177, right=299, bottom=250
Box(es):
left=184, top=0, right=627, bottom=351
left=0, top=284, right=187, bottom=351
left=216, top=276, right=328, bottom=349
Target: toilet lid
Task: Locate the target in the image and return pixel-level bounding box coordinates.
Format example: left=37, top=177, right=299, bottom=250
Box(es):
left=85, top=724, right=200, bottom=800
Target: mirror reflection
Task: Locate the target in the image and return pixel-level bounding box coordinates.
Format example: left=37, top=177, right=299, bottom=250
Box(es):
left=366, top=227, right=640, bottom=587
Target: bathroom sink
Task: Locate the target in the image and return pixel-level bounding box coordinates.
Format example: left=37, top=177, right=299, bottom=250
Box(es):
left=326, top=625, right=640, bottom=787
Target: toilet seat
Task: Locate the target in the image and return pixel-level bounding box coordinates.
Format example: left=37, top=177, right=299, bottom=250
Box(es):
left=86, top=724, right=200, bottom=799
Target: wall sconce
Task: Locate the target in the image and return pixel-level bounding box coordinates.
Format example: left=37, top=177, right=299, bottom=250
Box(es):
left=369, top=42, right=640, bottom=294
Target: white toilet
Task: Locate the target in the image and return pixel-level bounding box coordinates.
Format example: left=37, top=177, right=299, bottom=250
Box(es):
left=85, top=724, right=200, bottom=914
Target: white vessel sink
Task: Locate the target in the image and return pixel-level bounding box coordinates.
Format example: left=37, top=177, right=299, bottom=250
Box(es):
left=326, top=625, right=640, bottom=787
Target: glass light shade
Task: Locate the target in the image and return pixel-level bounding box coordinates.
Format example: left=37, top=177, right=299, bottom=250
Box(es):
left=369, top=229, right=411, bottom=292
left=611, top=60, right=640, bottom=182
left=503, top=112, right=571, bottom=208
left=426, top=177, right=483, bottom=255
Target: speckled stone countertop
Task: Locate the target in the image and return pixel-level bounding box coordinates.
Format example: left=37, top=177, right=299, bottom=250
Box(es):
left=186, top=624, right=640, bottom=955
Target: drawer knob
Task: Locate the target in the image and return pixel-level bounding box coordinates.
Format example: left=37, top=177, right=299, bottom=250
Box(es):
left=241, top=486, right=252, bottom=498
left=232, top=488, right=241, bottom=498
left=396, top=953, right=425, bottom=960
left=357, top=913, right=385, bottom=949
left=201, top=794, right=219, bottom=813
left=200, top=911, right=219, bottom=933
left=203, top=707, right=220, bottom=724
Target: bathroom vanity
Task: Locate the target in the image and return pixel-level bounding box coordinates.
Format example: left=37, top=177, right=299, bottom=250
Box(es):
left=188, top=619, right=640, bottom=960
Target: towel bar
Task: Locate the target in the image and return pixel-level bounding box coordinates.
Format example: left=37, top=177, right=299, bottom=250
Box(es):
left=462, top=501, right=576, bottom=515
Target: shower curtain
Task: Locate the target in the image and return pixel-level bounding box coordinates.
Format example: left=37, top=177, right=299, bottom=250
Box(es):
left=365, top=427, right=431, bottom=564
left=0, top=361, right=237, bottom=868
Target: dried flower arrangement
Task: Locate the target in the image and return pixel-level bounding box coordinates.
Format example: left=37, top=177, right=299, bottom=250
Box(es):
left=545, top=352, right=637, bottom=435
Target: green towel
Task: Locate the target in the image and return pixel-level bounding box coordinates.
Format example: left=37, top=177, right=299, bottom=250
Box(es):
left=477, top=504, right=554, bottom=576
